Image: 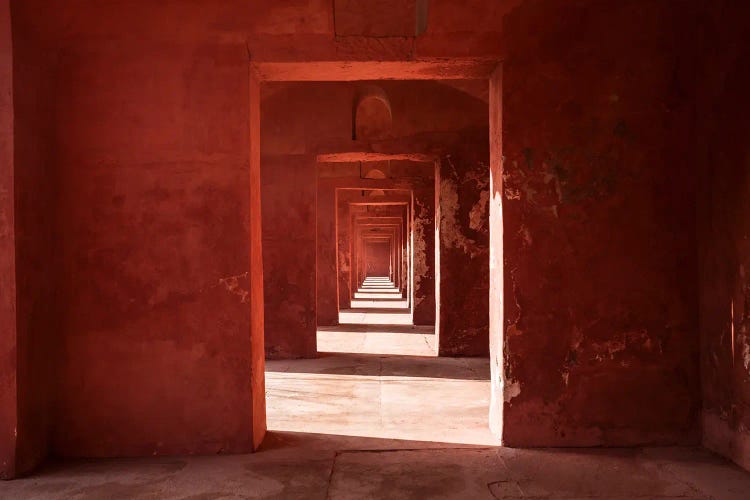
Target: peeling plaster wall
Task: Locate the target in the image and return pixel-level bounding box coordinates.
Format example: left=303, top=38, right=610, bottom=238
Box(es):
left=696, top=0, right=750, bottom=472
left=437, top=132, right=490, bottom=356
left=412, top=185, right=435, bottom=325
left=501, top=0, right=700, bottom=446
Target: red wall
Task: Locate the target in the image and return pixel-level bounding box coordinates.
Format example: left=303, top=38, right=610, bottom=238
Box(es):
left=260, top=153, right=317, bottom=359
left=436, top=131, right=490, bottom=356
left=696, top=0, right=750, bottom=471
left=48, top=40, right=258, bottom=457
left=9, top=1, right=59, bottom=474
left=365, top=241, right=391, bottom=277
left=0, top=0, right=16, bottom=479
left=2, top=0, right=735, bottom=475
left=317, top=178, right=340, bottom=325
left=500, top=0, right=700, bottom=446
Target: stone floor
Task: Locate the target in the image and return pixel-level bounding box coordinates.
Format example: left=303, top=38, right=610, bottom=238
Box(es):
left=269, top=329, right=493, bottom=446
left=3, top=325, right=750, bottom=498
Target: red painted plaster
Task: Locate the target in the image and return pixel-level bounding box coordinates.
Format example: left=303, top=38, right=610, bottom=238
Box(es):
left=696, top=0, right=750, bottom=472
left=0, top=0, right=15, bottom=479
left=10, top=4, right=58, bottom=474
left=499, top=0, right=700, bottom=446
left=48, top=41, right=259, bottom=458
left=436, top=131, right=490, bottom=356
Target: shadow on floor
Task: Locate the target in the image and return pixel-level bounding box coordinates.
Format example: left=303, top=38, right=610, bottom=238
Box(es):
left=266, top=351, right=489, bottom=380
left=9, top=439, right=750, bottom=500
left=317, top=324, right=433, bottom=334
left=258, top=430, right=492, bottom=452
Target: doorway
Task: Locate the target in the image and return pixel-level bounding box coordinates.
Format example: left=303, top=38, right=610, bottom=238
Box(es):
left=253, top=62, right=504, bottom=449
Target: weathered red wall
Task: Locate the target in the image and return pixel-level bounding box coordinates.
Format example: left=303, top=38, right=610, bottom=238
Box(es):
left=317, top=178, right=340, bottom=325
left=47, top=40, right=259, bottom=457
left=696, top=0, right=750, bottom=472
left=260, top=84, right=341, bottom=353
left=412, top=182, right=435, bottom=325
left=0, top=0, right=15, bottom=479
left=259, top=151, right=317, bottom=358
left=436, top=131, right=490, bottom=356
left=2, top=0, right=728, bottom=473
left=500, top=0, right=700, bottom=446
left=365, top=241, right=391, bottom=277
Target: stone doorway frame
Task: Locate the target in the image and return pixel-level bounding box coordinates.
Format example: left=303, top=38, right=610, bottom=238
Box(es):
left=248, top=60, right=504, bottom=449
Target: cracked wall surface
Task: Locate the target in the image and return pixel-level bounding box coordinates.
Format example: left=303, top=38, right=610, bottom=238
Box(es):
left=500, top=0, right=700, bottom=447
left=437, top=133, right=490, bottom=356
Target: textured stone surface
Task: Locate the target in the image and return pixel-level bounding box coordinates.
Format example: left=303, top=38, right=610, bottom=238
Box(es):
left=3, top=446, right=750, bottom=499
left=261, top=155, right=317, bottom=359
left=696, top=0, right=750, bottom=472
left=436, top=132, right=490, bottom=356
left=499, top=0, right=700, bottom=447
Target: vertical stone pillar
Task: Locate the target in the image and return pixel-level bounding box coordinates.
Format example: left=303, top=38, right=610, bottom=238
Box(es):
left=413, top=183, right=436, bottom=324
left=435, top=134, right=490, bottom=356
left=249, top=68, right=266, bottom=448
left=0, top=0, right=16, bottom=478
left=337, top=198, right=351, bottom=310
left=488, top=65, right=505, bottom=439
left=261, top=155, right=317, bottom=358
left=316, top=179, right=338, bottom=325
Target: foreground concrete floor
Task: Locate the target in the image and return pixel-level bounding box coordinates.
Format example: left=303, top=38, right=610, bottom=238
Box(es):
left=3, top=329, right=750, bottom=498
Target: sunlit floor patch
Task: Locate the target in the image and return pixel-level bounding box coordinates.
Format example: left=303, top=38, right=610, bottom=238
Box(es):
left=350, top=298, right=408, bottom=309
left=338, top=309, right=413, bottom=325
left=267, top=334, right=497, bottom=446
left=317, top=327, right=436, bottom=355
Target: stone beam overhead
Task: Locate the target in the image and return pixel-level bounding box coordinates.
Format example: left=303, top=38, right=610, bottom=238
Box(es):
left=350, top=202, right=408, bottom=206
left=254, top=60, right=499, bottom=82
left=317, top=152, right=436, bottom=163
